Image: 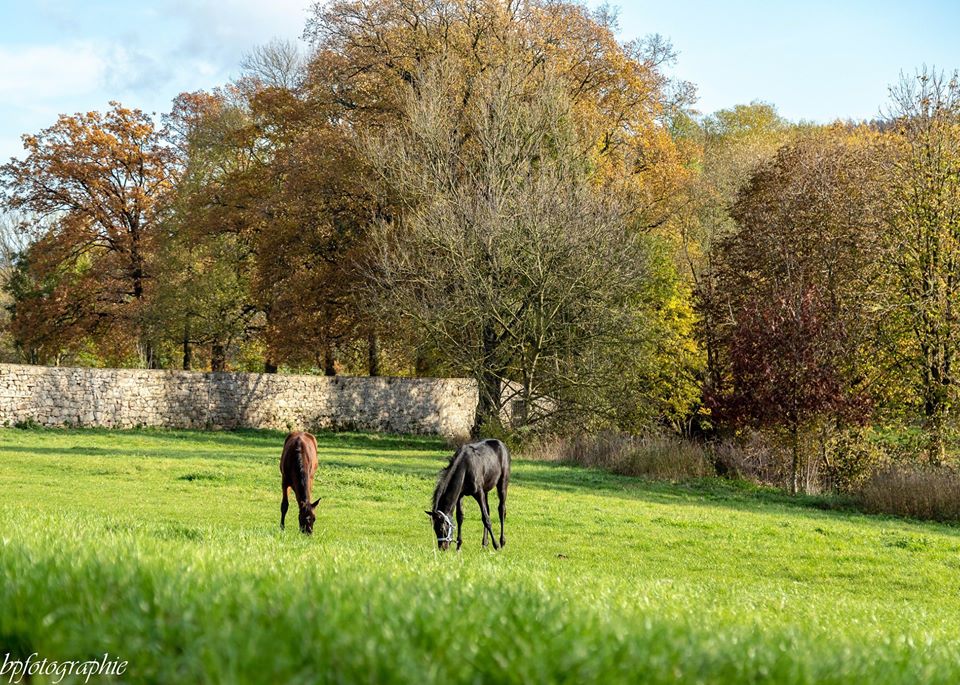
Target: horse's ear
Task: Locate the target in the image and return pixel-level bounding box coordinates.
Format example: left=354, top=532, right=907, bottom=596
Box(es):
left=311, top=498, right=321, bottom=508
left=424, top=510, right=434, bottom=518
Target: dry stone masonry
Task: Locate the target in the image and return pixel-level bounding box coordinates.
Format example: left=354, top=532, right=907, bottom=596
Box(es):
left=0, top=364, right=477, bottom=438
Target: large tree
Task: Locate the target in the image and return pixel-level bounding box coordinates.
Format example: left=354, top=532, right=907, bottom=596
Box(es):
left=304, top=0, right=696, bottom=425
left=164, top=67, right=382, bottom=374
left=366, top=58, right=695, bottom=432
left=245, top=83, right=377, bottom=374
left=158, top=89, right=271, bottom=371
left=677, top=103, right=795, bottom=416
left=711, top=128, right=888, bottom=491
left=0, top=103, right=176, bottom=366
left=881, top=68, right=960, bottom=463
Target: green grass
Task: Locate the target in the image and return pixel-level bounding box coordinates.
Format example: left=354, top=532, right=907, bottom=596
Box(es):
left=1, top=427, right=959, bottom=683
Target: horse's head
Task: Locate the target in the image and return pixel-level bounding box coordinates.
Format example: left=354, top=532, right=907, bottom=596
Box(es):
left=299, top=497, right=321, bottom=534
left=425, top=510, right=454, bottom=550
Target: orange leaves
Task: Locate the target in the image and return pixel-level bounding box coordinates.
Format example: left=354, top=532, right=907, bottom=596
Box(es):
left=305, top=0, right=688, bottom=231
left=0, top=102, right=177, bottom=362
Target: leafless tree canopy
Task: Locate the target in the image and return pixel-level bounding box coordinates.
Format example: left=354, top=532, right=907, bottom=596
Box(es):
left=364, top=58, right=665, bottom=431
left=241, top=39, right=307, bottom=90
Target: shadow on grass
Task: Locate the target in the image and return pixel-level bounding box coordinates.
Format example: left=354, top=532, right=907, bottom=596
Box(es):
left=4, top=426, right=957, bottom=535
left=0, top=444, right=274, bottom=463
left=323, top=452, right=834, bottom=509
left=323, top=453, right=960, bottom=536
left=0, top=426, right=445, bottom=453
left=0, top=429, right=446, bottom=467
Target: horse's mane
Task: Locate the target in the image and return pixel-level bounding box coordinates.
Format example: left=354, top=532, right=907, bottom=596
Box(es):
left=432, top=447, right=467, bottom=509
left=293, top=437, right=307, bottom=493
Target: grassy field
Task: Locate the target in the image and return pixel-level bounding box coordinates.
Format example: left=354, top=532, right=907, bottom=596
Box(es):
left=0, top=428, right=958, bottom=684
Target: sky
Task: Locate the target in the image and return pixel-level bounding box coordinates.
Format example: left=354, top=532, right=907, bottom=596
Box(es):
left=0, top=0, right=958, bottom=161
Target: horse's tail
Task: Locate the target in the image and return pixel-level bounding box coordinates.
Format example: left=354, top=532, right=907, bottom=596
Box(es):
left=492, top=439, right=511, bottom=478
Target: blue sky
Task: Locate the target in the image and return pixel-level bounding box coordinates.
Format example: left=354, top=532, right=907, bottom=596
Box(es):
left=1, top=1, right=958, bottom=161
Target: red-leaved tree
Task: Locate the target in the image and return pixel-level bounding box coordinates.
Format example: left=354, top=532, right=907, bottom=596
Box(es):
left=712, top=285, right=869, bottom=492
left=707, top=128, right=886, bottom=492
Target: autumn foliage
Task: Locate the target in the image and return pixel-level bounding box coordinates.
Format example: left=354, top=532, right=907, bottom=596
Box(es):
left=1, top=2, right=960, bottom=485
left=0, top=103, right=175, bottom=365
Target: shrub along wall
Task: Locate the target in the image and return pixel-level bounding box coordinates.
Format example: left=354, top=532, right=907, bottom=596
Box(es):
left=0, top=364, right=477, bottom=437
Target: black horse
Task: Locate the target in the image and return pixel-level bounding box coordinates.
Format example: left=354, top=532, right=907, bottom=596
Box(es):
left=426, top=439, right=510, bottom=550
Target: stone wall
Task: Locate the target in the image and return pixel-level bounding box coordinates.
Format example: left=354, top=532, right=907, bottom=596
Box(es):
left=0, top=364, right=477, bottom=437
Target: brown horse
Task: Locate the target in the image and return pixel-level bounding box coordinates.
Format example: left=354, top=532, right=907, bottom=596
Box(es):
left=280, top=431, right=320, bottom=534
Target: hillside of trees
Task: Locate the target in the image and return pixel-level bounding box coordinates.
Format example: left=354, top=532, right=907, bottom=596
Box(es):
left=2, top=1, right=959, bottom=496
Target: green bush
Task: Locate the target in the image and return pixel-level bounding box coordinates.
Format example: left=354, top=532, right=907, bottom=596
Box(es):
left=822, top=427, right=889, bottom=493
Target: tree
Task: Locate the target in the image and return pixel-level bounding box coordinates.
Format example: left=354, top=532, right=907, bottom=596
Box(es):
left=240, top=39, right=306, bottom=90
left=243, top=83, right=376, bottom=374
left=165, top=68, right=382, bottom=374
left=304, top=0, right=695, bottom=411
left=711, top=128, right=887, bottom=491
left=159, top=89, right=267, bottom=371
left=881, top=68, right=960, bottom=464
left=0, top=103, right=176, bottom=366
left=720, top=287, right=867, bottom=493
left=304, top=0, right=691, bottom=230
left=0, top=213, right=29, bottom=362
left=365, top=58, right=695, bottom=432
left=678, top=103, right=795, bottom=420
left=148, top=228, right=259, bottom=372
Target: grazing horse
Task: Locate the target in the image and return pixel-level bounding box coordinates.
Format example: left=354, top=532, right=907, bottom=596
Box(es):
left=280, top=431, right=320, bottom=534
left=426, top=439, right=510, bottom=551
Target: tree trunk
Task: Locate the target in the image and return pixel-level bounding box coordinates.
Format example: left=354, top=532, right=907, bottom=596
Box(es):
left=130, top=230, right=158, bottom=368
left=414, top=351, right=430, bottom=377
left=790, top=426, right=800, bottom=495
left=472, top=322, right=503, bottom=437
left=323, top=346, right=336, bottom=376
left=182, top=319, right=192, bottom=371
left=367, top=331, right=380, bottom=377
left=142, top=341, right=159, bottom=369
left=264, top=359, right=278, bottom=374
left=923, top=356, right=948, bottom=466
left=211, top=342, right=226, bottom=372
left=473, top=370, right=502, bottom=438
left=924, top=407, right=947, bottom=466
left=513, top=374, right=531, bottom=427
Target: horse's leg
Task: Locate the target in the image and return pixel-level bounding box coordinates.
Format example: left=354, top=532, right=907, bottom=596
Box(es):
left=497, top=479, right=507, bottom=548
left=456, top=498, right=464, bottom=551
left=478, top=493, right=489, bottom=547
left=476, top=492, right=499, bottom=550
left=280, top=485, right=289, bottom=530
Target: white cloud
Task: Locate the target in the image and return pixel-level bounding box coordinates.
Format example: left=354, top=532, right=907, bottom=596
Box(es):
left=0, top=137, right=27, bottom=163
left=162, top=0, right=311, bottom=62
left=0, top=43, right=107, bottom=104
left=0, top=1, right=316, bottom=159
left=0, top=1, right=311, bottom=106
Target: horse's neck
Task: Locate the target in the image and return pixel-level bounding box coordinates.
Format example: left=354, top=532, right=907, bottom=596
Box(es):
left=436, top=463, right=465, bottom=515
